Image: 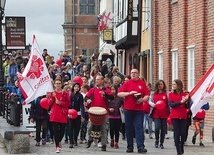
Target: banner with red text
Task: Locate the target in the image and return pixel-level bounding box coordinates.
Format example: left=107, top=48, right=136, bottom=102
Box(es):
left=190, top=64, right=214, bottom=117
left=18, top=35, right=54, bottom=105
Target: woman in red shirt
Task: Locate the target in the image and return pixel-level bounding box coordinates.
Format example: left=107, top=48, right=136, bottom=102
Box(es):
left=150, top=80, right=168, bottom=149
left=48, top=79, right=70, bottom=153
left=168, top=79, right=189, bottom=155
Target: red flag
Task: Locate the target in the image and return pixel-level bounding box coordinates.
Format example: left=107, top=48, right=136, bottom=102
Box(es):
left=190, top=64, right=214, bottom=117
left=18, top=35, right=54, bottom=104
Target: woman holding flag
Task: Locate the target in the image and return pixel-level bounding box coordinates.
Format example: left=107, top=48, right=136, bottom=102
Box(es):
left=168, top=79, right=189, bottom=155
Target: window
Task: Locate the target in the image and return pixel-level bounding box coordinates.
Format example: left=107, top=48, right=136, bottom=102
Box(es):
left=80, top=0, right=95, bottom=15
left=158, top=51, right=163, bottom=79
left=171, top=49, right=178, bottom=80
left=187, top=46, right=195, bottom=91
left=142, top=0, right=150, bottom=30
left=82, top=49, right=87, bottom=55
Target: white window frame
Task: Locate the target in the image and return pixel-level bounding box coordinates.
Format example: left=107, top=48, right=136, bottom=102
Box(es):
left=158, top=51, right=163, bottom=79
left=171, top=48, right=178, bottom=80
left=187, top=45, right=195, bottom=91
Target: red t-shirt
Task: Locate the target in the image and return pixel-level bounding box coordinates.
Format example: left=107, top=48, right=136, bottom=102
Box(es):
left=119, top=79, right=150, bottom=111
left=169, top=92, right=188, bottom=119
left=86, top=87, right=112, bottom=110
left=152, top=92, right=168, bottom=118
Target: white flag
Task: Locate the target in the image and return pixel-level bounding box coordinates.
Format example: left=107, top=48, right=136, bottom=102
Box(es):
left=18, top=35, right=54, bottom=105
left=190, top=64, right=214, bottom=117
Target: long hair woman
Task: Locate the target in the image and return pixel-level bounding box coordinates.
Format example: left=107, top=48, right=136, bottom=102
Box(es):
left=168, top=79, right=189, bottom=155
left=150, top=80, right=168, bottom=149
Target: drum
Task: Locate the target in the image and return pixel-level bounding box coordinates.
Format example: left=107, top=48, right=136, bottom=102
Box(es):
left=88, top=107, right=107, bottom=138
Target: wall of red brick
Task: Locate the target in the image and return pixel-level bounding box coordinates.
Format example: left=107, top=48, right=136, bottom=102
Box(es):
left=153, top=0, right=214, bottom=138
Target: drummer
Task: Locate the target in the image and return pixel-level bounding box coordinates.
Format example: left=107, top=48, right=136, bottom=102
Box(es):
left=85, top=74, right=114, bottom=151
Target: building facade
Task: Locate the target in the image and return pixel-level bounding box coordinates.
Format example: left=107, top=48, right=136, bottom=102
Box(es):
left=152, top=0, right=214, bottom=137
left=63, top=0, right=99, bottom=63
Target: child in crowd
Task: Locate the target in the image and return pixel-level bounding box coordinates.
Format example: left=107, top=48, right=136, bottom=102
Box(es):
left=29, top=96, right=49, bottom=146
left=192, top=102, right=210, bottom=147
left=109, top=85, right=123, bottom=149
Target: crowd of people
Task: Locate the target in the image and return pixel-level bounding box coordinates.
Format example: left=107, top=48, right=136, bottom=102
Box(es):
left=2, top=49, right=210, bottom=154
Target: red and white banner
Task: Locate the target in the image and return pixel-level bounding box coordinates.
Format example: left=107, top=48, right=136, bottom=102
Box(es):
left=190, top=64, right=214, bottom=117
left=98, top=11, right=114, bottom=31
left=18, top=35, right=54, bottom=105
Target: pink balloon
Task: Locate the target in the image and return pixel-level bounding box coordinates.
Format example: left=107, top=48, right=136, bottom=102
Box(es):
left=73, top=76, right=83, bottom=86
left=68, top=109, right=78, bottom=119
left=155, top=100, right=165, bottom=110
left=195, top=109, right=206, bottom=119
left=167, top=117, right=172, bottom=125
left=56, top=59, right=62, bottom=66
left=40, top=98, right=49, bottom=109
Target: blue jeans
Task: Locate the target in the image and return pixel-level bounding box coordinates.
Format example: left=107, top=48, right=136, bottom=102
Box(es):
left=172, top=119, right=186, bottom=154
left=154, top=118, right=167, bottom=144
left=124, top=110, right=145, bottom=150
left=144, top=114, right=153, bottom=134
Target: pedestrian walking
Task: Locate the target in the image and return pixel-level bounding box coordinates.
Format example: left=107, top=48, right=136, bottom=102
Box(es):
left=168, top=79, right=189, bottom=155
left=118, top=68, right=150, bottom=153
left=48, top=79, right=70, bottom=153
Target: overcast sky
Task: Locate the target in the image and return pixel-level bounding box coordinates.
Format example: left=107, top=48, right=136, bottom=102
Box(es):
left=4, top=0, right=64, bottom=60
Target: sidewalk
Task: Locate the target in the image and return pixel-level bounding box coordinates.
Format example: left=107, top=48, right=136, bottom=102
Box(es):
left=0, top=116, right=213, bottom=155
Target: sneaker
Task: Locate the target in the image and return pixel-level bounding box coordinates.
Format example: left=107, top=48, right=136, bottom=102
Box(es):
left=101, top=145, right=106, bottom=151
left=165, top=134, right=169, bottom=139
left=138, top=148, right=147, bottom=153
left=35, top=142, right=40, bottom=146
left=155, top=141, right=158, bottom=148
left=199, top=142, right=205, bottom=147
left=83, top=139, right=87, bottom=143
left=42, top=139, right=46, bottom=145
left=110, top=139, right=114, bottom=147
left=51, top=139, right=54, bottom=144
left=69, top=144, right=73, bottom=148
left=149, top=134, right=153, bottom=139
left=86, top=140, right=93, bottom=148
left=126, top=148, right=133, bottom=153
left=55, top=147, right=60, bottom=153
left=160, top=144, right=164, bottom=149
left=192, top=136, right=196, bottom=144
left=59, top=142, right=62, bottom=150
left=115, top=142, right=119, bottom=149
left=98, top=142, right=102, bottom=148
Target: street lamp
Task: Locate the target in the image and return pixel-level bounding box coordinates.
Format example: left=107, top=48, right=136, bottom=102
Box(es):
left=0, top=0, right=6, bottom=115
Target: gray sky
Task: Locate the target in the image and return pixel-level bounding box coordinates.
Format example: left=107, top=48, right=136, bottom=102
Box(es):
left=4, top=0, right=64, bottom=60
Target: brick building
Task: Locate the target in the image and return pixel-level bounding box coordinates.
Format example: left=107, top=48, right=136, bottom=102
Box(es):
left=152, top=0, right=214, bottom=137
left=62, top=0, right=99, bottom=63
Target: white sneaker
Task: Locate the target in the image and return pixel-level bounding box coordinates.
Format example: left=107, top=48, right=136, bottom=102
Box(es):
left=98, top=142, right=102, bottom=148
left=55, top=147, right=60, bottom=153
left=165, top=134, right=169, bottom=139
left=93, top=139, right=97, bottom=146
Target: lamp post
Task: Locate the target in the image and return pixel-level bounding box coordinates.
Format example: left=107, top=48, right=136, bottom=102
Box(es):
left=0, top=0, right=6, bottom=115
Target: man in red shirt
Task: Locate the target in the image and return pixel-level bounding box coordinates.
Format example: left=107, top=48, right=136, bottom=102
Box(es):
left=118, top=69, right=150, bottom=153
left=85, top=75, right=114, bottom=151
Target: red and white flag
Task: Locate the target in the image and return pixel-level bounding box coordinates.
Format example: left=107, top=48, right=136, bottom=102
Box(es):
left=18, top=35, right=54, bottom=105
left=190, top=64, right=214, bottom=117
left=98, top=11, right=114, bottom=31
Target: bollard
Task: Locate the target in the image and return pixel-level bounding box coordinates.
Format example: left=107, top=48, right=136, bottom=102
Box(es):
left=10, top=94, right=21, bottom=126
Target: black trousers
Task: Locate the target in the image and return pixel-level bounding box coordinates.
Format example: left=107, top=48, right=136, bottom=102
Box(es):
left=35, top=119, right=48, bottom=142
